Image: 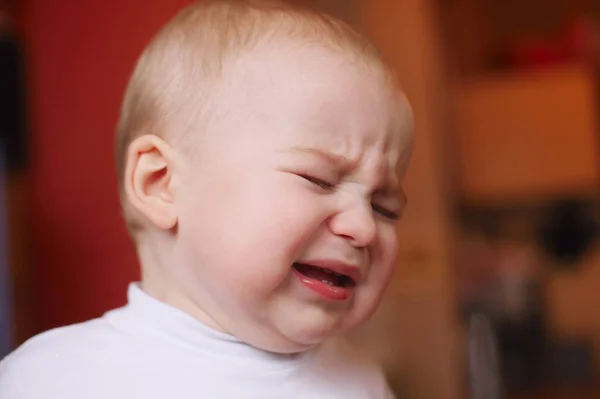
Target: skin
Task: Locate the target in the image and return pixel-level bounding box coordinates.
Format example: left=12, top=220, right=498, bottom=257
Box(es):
left=125, top=42, right=414, bottom=354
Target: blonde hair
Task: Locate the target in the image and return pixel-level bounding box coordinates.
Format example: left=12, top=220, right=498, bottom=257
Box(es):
left=115, top=0, right=391, bottom=235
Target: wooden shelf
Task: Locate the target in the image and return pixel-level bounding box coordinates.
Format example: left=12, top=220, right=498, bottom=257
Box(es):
left=454, top=64, right=599, bottom=203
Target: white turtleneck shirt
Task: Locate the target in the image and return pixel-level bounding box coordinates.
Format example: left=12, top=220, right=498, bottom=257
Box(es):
left=0, top=284, right=394, bottom=398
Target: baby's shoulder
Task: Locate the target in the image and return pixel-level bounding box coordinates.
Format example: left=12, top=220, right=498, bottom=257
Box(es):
left=3, top=311, right=127, bottom=362
left=0, top=311, right=132, bottom=398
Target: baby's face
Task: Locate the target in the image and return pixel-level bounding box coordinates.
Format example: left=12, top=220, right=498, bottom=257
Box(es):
left=173, top=44, right=413, bottom=353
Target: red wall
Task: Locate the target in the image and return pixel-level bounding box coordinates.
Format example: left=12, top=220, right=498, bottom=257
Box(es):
left=21, top=0, right=190, bottom=332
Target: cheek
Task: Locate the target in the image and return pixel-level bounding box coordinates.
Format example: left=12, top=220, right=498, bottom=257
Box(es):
left=359, top=226, right=398, bottom=306
left=349, top=228, right=398, bottom=325
left=374, top=225, right=398, bottom=276
left=176, top=172, right=332, bottom=296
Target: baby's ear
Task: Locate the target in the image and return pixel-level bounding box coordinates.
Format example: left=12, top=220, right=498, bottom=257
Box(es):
left=124, top=135, right=180, bottom=231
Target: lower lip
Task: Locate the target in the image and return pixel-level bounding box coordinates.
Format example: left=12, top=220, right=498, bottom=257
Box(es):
left=292, top=268, right=353, bottom=301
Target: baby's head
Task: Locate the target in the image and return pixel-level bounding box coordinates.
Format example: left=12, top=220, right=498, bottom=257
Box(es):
left=115, top=0, right=414, bottom=353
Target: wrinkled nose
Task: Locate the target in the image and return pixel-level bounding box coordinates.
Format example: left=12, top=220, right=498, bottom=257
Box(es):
left=328, top=201, right=377, bottom=248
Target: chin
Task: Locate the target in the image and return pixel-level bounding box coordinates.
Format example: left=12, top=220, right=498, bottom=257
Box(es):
left=247, top=320, right=350, bottom=354
left=283, top=319, right=349, bottom=350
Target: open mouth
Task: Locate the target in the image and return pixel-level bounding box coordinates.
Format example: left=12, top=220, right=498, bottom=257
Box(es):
left=293, top=263, right=356, bottom=288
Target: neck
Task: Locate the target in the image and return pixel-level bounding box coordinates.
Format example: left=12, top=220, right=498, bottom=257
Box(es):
left=136, top=232, right=228, bottom=334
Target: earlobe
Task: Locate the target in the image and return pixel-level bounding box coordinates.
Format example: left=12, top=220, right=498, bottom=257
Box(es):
left=124, top=135, right=180, bottom=231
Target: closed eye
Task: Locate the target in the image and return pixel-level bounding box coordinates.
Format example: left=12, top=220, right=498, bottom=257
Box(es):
left=372, top=204, right=400, bottom=221
left=299, top=174, right=336, bottom=191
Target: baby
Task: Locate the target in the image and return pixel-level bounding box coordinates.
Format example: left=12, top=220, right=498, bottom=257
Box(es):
left=0, top=0, right=414, bottom=397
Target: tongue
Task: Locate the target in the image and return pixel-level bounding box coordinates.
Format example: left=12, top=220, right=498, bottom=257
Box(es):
left=295, top=264, right=338, bottom=285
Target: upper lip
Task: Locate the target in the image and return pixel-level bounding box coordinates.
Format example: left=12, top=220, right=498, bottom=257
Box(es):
left=295, top=259, right=363, bottom=284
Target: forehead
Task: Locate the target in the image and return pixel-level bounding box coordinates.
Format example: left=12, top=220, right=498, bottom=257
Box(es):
left=217, top=42, right=413, bottom=170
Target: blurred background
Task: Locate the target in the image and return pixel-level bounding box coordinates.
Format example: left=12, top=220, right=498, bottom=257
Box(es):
left=2, top=0, right=600, bottom=398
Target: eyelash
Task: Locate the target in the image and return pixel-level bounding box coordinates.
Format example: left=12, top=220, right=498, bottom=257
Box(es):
left=300, top=174, right=400, bottom=221
left=372, top=204, right=400, bottom=221
left=300, top=174, right=336, bottom=191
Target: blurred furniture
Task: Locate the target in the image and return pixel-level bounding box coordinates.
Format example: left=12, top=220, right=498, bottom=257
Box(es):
left=451, top=62, right=600, bottom=396
left=454, top=64, right=598, bottom=204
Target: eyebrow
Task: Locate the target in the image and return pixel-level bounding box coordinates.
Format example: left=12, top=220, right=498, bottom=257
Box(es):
left=287, top=146, right=354, bottom=170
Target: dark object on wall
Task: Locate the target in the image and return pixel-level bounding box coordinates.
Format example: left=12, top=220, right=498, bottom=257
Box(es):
left=546, top=339, right=596, bottom=389
left=538, top=199, right=598, bottom=265
left=0, top=28, right=28, bottom=172
left=495, top=302, right=548, bottom=394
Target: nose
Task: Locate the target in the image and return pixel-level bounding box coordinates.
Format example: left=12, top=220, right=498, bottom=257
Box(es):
left=328, top=201, right=377, bottom=248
